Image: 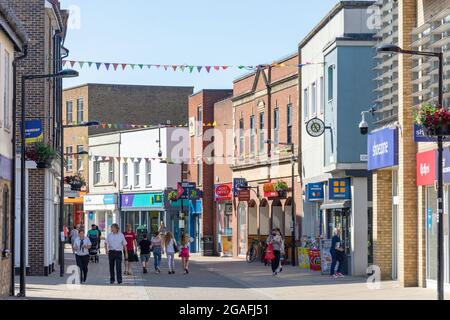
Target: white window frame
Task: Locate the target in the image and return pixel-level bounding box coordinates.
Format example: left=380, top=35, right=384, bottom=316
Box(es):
left=108, top=159, right=114, bottom=183
left=259, top=112, right=265, bottom=154
left=66, top=101, right=73, bottom=124
left=123, top=162, right=129, bottom=187
left=145, top=159, right=152, bottom=187
left=66, top=146, right=73, bottom=171
left=134, top=161, right=140, bottom=187
left=250, top=115, right=255, bottom=154
left=239, top=118, right=244, bottom=155
left=274, top=107, right=279, bottom=146
left=311, top=82, right=317, bottom=116
left=76, top=145, right=83, bottom=172
left=287, top=103, right=292, bottom=144
left=3, top=50, right=11, bottom=130
left=93, top=161, right=100, bottom=185
left=197, top=106, right=203, bottom=136
left=303, top=88, right=309, bottom=121
left=328, top=66, right=334, bottom=102
left=319, top=76, right=325, bottom=114
left=77, top=98, right=84, bottom=123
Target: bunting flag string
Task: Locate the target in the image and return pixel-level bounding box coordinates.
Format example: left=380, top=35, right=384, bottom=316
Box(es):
left=86, top=154, right=234, bottom=163
left=62, top=60, right=323, bottom=73
left=63, top=122, right=218, bottom=129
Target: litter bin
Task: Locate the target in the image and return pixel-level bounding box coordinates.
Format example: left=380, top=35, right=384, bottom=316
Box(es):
left=202, top=236, right=214, bottom=256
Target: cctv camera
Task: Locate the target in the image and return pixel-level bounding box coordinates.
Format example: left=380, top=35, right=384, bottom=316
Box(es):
left=158, top=150, right=163, bottom=158
left=359, top=120, right=369, bottom=135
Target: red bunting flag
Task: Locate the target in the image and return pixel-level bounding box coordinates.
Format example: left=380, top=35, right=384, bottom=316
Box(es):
left=205, top=66, right=211, bottom=73
left=172, top=65, right=177, bottom=71
left=222, top=66, right=229, bottom=70
left=213, top=66, right=220, bottom=71
left=121, top=64, right=127, bottom=70
left=113, top=63, right=119, bottom=71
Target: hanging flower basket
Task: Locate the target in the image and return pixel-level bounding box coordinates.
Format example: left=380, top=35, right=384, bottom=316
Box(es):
left=274, top=180, right=289, bottom=199
left=65, top=175, right=86, bottom=191
left=414, top=103, right=450, bottom=137
left=25, top=142, right=56, bottom=169
left=168, top=191, right=178, bottom=202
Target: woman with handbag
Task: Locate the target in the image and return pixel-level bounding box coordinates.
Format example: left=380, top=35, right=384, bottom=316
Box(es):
left=164, top=232, right=178, bottom=274
left=266, top=228, right=282, bottom=276
left=180, top=233, right=193, bottom=275
left=151, top=231, right=163, bottom=274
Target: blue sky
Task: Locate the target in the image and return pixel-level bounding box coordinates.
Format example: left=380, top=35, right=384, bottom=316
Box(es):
left=60, top=0, right=344, bottom=91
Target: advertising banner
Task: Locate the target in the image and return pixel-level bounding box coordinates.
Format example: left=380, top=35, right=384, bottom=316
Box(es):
left=416, top=150, right=436, bottom=186
left=367, top=128, right=398, bottom=170
left=214, top=183, right=232, bottom=201
left=298, top=248, right=310, bottom=269
left=320, top=240, right=333, bottom=275
left=328, top=178, right=351, bottom=200
left=25, top=120, right=43, bottom=144
left=306, top=183, right=324, bottom=201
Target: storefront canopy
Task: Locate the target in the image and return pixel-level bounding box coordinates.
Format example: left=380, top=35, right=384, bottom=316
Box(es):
left=320, top=200, right=351, bottom=210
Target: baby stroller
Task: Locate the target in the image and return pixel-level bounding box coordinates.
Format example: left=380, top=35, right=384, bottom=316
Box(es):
left=88, top=233, right=100, bottom=263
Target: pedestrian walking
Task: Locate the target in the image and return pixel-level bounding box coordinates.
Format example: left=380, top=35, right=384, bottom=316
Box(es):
left=330, top=228, right=345, bottom=278
left=267, top=228, right=282, bottom=276
left=180, top=233, right=193, bottom=275
left=70, top=224, right=80, bottom=254
left=72, top=229, right=91, bottom=283
left=105, top=223, right=128, bottom=284
left=164, top=232, right=178, bottom=274
left=123, top=224, right=138, bottom=275
left=151, top=231, right=163, bottom=273
left=276, top=228, right=285, bottom=273
left=138, top=234, right=151, bottom=274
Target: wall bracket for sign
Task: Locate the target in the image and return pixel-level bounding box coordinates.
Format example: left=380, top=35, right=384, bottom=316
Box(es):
left=306, top=118, right=331, bottom=138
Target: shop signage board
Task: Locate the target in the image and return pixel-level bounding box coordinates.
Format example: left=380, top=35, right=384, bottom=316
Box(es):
left=121, top=193, right=164, bottom=208
left=298, top=248, right=310, bottom=269
left=416, top=150, right=436, bottom=186
left=442, top=147, right=450, bottom=183
left=328, top=178, right=351, bottom=200
left=413, top=124, right=448, bottom=142
left=306, top=183, right=324, bottom=201
left=178, top=182, right=201, bottom=200
left=233, top=178, right=248, bottom=196
left=237, top=189, right=251, bottom=202
left=320, top=239, right=333, bottom=275
left=214, top=183, right=232, bottom=201
left=367, top=128, right=398, bottom=170
left=84, top=194, right=117, bottom=211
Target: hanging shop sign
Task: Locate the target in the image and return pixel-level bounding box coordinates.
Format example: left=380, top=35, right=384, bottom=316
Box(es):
left=177, top=182, right=202, bottom=200
left=233, top=178, right=248, bottom=196
left=416, top=150, right=436, bottom=186
left=25, top=119, right=43, bottom=144
left=367, top=128, right=398, bottom=170
left=237, top=189, right=251, bottom=202
left=306, top=183, right=324, bottom=202
left=214, top=183, right=232, bottom=201
left=414, top=124, right=435, bottom=142
left=442, top=147, right=450, bottom=183
left=121, top=193, right=164, bottom=209
left=328, top=178, right=351, bottom=200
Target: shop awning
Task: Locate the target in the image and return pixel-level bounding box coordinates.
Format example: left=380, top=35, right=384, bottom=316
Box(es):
left=320, top=200, right=351, bottom=210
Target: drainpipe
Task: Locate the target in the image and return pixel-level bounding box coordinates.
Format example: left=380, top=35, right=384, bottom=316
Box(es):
left=11, top=43, right=28, bottom=296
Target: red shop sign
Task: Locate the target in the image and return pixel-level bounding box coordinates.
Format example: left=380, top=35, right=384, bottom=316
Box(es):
left=214, top=183, right=232, bottom=201
left=416, top=150, right=436, bottom=186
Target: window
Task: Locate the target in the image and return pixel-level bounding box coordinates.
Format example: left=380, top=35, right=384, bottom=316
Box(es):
left=76, top=145, right=84, bottom=172
left=319, top=76, right=324, bottom=113
left=259, top=112, right=265, bottom=153
left=328, top=66, right=334, bottom=101
left=2, top=187, right=10, bottom=256
left=66, top=146, right=73, bottom=171
left=145, top=160, right=152, bottom=186
left=303, top=88, right=309, bottom=120
left=250, top=115, right=255, bottom=154
left=134, top=161, right=140, bottom=187
left=77, top=98, right=84, bottom=123
left=311, top=82, right=317, bottom=116
left=108, top=159, right=114, bottom=183
left=66, top=101, right=73, bottom=124
left=123, top=162, right=129, bottom=187
left=197, top=160, right=203, bottom=186
left=287, top=104, right=293, bottom=144
left=93, top=161, right=100, bottom=185
left=197, top=106, right=203, bottom=136
left=239, top=118, right=244, bottom=155
left=3, top=50, right=10, bottom=129
left=274, top=108, right=279, bottom=145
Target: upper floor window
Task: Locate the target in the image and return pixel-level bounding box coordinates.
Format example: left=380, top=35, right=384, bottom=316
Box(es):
left=197, top=106, right=203, bottom=136
left=123, top=162, right=129, bottom=187
left=76, top=145, right=84, bottom=172
left=66, top=101, right=73, bottom=124
left=3, top=50, right=10, bottom=130
left=93, top=161, right=100, bottom=185
left=250, top=115, right=256, bottom=154
left=328, top=66, right=334, bottom=101
left=319, top=76, right=324, bottom=113
left=311, top=82, right=317, bottom=116
left=259, top=112, right=265, bottom=153
left=287, top=104, right=293, bottom=145
left=66, top=146, right=73, bottom=171
left=197, top=160, right=203, bottom=186
left=239, top=118, right=244, bottom=155
left=77, top=98, right=84, bottom=123
left=145, top=160, right=152, bottom=186
left=134, top=161, right=140, bottom=187
left=274, top=108, right=279, bottom=145
left=108, top=160, right=114, bottom=183
left=303, top=89, right=309, bottom=120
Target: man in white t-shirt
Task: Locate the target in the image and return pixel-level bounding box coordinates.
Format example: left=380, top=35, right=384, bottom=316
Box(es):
left=105, top=224, right=128, bottom=284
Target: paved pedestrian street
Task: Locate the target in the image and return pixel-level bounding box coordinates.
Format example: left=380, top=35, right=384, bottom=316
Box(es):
left=5, top=252, right=445, bottom=300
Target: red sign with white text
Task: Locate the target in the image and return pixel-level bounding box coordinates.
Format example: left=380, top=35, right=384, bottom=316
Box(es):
left=416, top=150, right=436, bottom=186
left=214, top=183, right=232, bottom=201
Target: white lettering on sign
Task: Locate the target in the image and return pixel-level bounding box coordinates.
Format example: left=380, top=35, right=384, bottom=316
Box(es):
left=420, top=163, right=430, bottom=176
left=372, top=142, right=389, bottom=157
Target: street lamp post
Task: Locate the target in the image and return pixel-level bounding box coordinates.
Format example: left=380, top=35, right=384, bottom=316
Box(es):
left=378, top=44, right=444, bottom=300
left=18, top=69, right=78, bottom=297
left=266, top=140, right=297, bottom=266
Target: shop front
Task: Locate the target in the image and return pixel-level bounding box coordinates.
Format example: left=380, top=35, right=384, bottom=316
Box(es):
left=84, top=194, right=118, bottom=236
left=64, top=190, right=86, bottom=229
left=214, top=183, right=233, bottom=256
left=120, top=192, right=166, bottom=236
left=303, top=182, right=325, bottom=239
left=418, top=148, right=450, bottom=291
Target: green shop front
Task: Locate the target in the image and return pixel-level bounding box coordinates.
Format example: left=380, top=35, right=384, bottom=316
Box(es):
left=120, top=192, right=166, bottom=236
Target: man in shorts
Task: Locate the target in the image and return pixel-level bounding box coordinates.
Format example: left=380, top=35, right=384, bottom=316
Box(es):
left=138, top=234, right=151, bottom=273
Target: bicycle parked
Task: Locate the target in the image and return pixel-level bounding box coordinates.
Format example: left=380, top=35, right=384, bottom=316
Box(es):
left=246, top=239, right=266, bottom=263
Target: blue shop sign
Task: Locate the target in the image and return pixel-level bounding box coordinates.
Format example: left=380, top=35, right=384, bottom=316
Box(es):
left=329, top=178, right=351, bottom=200
left=368, top=128, right=398, bottom=170
left=443, top=147, right=450, bottom=183
left=103, top=194, right=116, bottom=204
left=233, top=178, right=248, bottom=196
left=25, top=120, right=43, bottom=143
left=306, top=183, right=324, bottom=201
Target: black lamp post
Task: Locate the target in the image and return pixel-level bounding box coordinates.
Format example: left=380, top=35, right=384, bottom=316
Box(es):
left=266, top=140, right=297, bottom=266
left=19, top=69, right=78, bottom=297
left=378, top=44, right=444, bottom=300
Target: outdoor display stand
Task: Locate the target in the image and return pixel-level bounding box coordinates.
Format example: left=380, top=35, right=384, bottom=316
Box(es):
left=298, top=247, right=310, bottom=269
left=320, top=239, right=332, bottom=275
left=309, top=249, right=321, bottom=271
